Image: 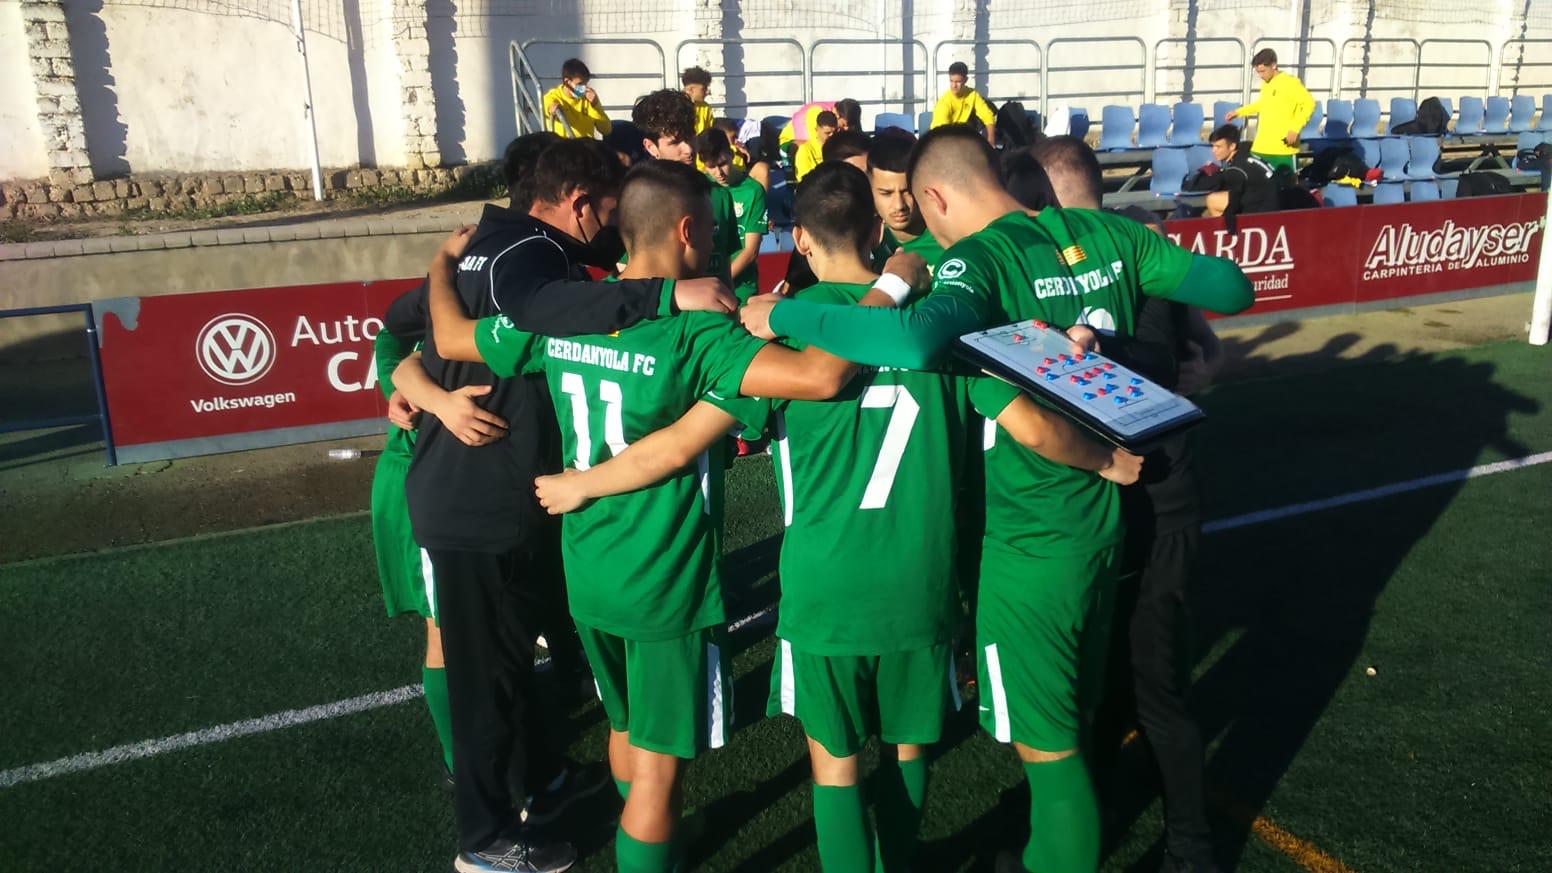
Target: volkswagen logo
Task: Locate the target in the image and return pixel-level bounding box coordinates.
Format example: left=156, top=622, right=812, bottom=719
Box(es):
left=196, top=313, right=276, bottom=386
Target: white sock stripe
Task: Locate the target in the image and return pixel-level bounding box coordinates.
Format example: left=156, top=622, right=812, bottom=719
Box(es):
left=0, top=684, right=423, bottom=789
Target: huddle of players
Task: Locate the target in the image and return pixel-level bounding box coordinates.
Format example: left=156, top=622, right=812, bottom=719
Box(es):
left=374, top=85, right=1254, bottom=873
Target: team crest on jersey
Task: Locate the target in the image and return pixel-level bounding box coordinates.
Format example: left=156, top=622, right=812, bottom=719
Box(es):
left=1060, top=245, right=1087, bottom=266
left=938, top=258, right=967, bottom=279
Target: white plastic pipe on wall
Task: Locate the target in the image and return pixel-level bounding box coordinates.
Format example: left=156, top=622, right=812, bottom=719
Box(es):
left=291, top=0, right=324, bottom=201
left=1530, top=189, right=1551, bottom=345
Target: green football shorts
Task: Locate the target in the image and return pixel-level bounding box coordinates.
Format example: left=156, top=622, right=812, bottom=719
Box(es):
left=369, top=447, right=435, bottom=621
left=767, top=640, right=958, bottom=758
left=974, top=544, right=1121, bottom=750
left=575, top=622, right=733, bottom=759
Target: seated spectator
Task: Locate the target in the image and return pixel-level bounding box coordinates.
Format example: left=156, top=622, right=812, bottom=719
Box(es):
left=794, top=110, right=838, bottom=182
left=1204, top=124, right=1276, bottom=230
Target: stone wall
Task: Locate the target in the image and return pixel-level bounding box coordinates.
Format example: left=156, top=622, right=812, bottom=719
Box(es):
left=0, top=163, right=495, bottom=223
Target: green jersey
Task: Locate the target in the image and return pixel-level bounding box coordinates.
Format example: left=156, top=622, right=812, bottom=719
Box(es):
left=709, top=184, right=740, bottom=285
left=721, top=173, right=768, bottom=297
left=768, top=281, right=972, bottom=654
left=870, top=226, right=945, bottom=272
left=374, top=330, right=418, bottom=458
left=474, top=307, right=768, bottom=641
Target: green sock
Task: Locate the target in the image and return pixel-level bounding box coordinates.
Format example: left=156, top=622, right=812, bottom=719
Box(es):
left=616, top=826, right=673, bottom=873
left=873, top=757, right=928, bottom=873
left=421, top=666, right=453, bottom=772
left=615, top=778, right=631, bottom=800
left=1020, top=756, right=1100, bottom=873
left=813, top=784, right=874, bottom=873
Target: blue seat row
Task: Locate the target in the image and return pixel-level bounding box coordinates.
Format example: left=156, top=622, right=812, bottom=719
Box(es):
left=1101, top=101, right=1214, bottom=151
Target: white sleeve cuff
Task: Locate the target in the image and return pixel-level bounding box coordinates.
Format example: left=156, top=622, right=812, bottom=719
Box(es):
left=871, top=272, right=913, bottom=306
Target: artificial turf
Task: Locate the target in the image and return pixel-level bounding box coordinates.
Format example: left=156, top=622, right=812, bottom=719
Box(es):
left=2, top=340, right=1548, bottom=871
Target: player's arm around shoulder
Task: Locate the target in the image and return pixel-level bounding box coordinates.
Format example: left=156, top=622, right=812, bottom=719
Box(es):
left=535, top=400, right=742, bottom=514
left=1105, top=210, right=1254, bottom=315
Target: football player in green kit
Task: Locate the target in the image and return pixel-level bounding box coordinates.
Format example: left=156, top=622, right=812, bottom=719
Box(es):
left=740, top=127, right=1252, bottom=873
left=866, top=131, right=944, bottom=271
left=528, top=162, right=1143, bottom=873
left=696, top=127, right=767, bottom=302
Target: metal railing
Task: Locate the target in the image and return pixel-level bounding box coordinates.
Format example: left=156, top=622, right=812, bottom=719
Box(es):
left=519, top=38, right=668, bottom=120
left=504, top=35, right=1547, bottom=133
left=931, top=39, right=1043, bottom=108
left=508, top=41, right=548, bottom=137
left=1045, top=37, right=1147, bottom=111
left=1251, top=37, right=1338, bottom=102
left=808, top=38, right=930, bottom=115
left=0, top=304, right=116, bottom=465
left=674, top=38, right=808, bottom=117
left=1151, top=37, right=1246, bottom=105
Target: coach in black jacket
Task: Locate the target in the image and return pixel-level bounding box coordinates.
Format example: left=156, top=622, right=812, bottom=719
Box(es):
left=382, top=137, right=735, bottom=871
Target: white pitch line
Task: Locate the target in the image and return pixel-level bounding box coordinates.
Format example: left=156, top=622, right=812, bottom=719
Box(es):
left=1202, top=450, right=1552, bottom=534
left=0, top=684, right=423, bottom=789
left=5, top=449, right=1548, bottom=789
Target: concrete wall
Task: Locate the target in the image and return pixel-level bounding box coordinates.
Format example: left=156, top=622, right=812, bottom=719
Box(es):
left=2, top=1, right=1548, bottom=180
left=0, top=3, right=50, bottom=179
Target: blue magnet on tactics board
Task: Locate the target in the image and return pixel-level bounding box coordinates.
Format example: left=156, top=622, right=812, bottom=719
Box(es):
left=1083, top=392, right=1096, bottom=400
left=1129, top=377, right=1143, bottom=385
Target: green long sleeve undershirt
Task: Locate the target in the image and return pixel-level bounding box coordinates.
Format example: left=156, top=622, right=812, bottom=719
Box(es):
left=767, top=254, right=1252, bottom=370
left=373, top=329, right=419, bottom=401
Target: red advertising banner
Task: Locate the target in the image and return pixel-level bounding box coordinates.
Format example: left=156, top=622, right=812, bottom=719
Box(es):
left=94, top=279, right=422, bottom=463
left=1163, top=192, right=1546, bottom=317
left=89, top=194, right=1544, bottom=463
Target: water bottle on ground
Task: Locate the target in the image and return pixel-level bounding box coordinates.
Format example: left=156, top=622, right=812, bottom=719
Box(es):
left=328, top=448, right=362, bottom=460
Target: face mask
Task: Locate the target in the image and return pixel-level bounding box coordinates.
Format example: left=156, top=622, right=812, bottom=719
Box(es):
left=575, top=219, right=625, bottom=269
left=571, top=83, right=587, bottom=98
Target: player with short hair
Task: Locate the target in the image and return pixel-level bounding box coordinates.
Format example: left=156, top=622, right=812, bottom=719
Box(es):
left=417, top=159, right=869, bottom=873
left=544, top=58, right=611, bottom=140
left=741, top=126, right=1252, bottom=872
left=1029, top=135, right=1104, bottom=210
left=866, top=132, right=944, bottom=269
left=681, top=66, right=715, bottom=135
left=696, top=128, right=767, bottom=302
left=1227, top=48, right=1314, bottom=175
left=794, top=110, right=838, bottom=182
left=821, top=129, right=871, bottom=172
left=932, top=61, right=997, bottom=145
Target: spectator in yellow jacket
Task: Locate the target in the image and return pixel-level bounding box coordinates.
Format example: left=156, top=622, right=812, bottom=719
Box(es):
left=931, top=61, right=996, bottom=145
left=542, top=58, right=612, bottom=139
left=793, top=110, right=837, bottom=182
left=683, top=66, right=715, bottom=135
left=1227, top=48, right=1314, bottom=174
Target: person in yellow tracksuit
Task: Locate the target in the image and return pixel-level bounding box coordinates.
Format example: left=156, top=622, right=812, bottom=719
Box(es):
left=683, top=66, right=716, bottom=135
left=1227, top=48, right=1314, bottom=174
left=543, top=58, right=612, bottom=139
left=931, top=61, right=997, bottom=145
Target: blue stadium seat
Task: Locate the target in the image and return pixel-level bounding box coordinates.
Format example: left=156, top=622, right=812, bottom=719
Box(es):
left=1356, top=138, right=1382, bottom=170
left=1213, top=100, right=1239, bottom=129
left=1438, top=97, right=1454, bottom=126
left=1068, top=107, right=1091, bottom=140
left=1300, top=101, right=1324, bottom=140
left=1389, top=98, right=1417, bottom=129
left=1187, top=144, right=1214, bottom=170
left=1509, top=95, right=1537, bottom=132
left=1323, top=184, right=1357, bottom=207
left=1100, top=105, right=1134, bottom=150
left=765, top=164, right=795, bottom=227
left=1484, top=96, right=1510, bottom=134
left=1171, top=102, right=1205, bottom=145
left=1406, top=136, right=1440, bottom=179
left=1513, top=131, right=1546, bottom=169
left=1409, top=181, right=1441, bottom=201
left=1373, top=181, right=1405, bottom=205
left=1455, top=96, right=1484, bottom=134
left=874, top=112, right=913, bottom=134
left=916, top=111, right=932, bottom=134
left=1025, top=108, right=1043, bottom=133
left=1138, top=103, right=1171, bottom=148
left=1324, top=99, right=1354, bottom=138
left=1149, top=147, right=1190, bottom=196
left=1378, top=138, right=1409, bottom=180
left=1540, top=95, right=1552, bottom=131
left=1353, top=99, right=1382, bottom=138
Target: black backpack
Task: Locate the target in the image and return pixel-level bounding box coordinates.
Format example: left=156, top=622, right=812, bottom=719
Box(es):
left=1455, top=172, right=1514, bottom=197
left=996, top=100, right=1040, bottom=149
left=1302, top=147, right=1369, bottom=186
left=1391, top=97, right=1447, bottom=136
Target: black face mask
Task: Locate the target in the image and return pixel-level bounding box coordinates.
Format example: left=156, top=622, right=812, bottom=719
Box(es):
left=576, top=222, right=625, bottom=270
